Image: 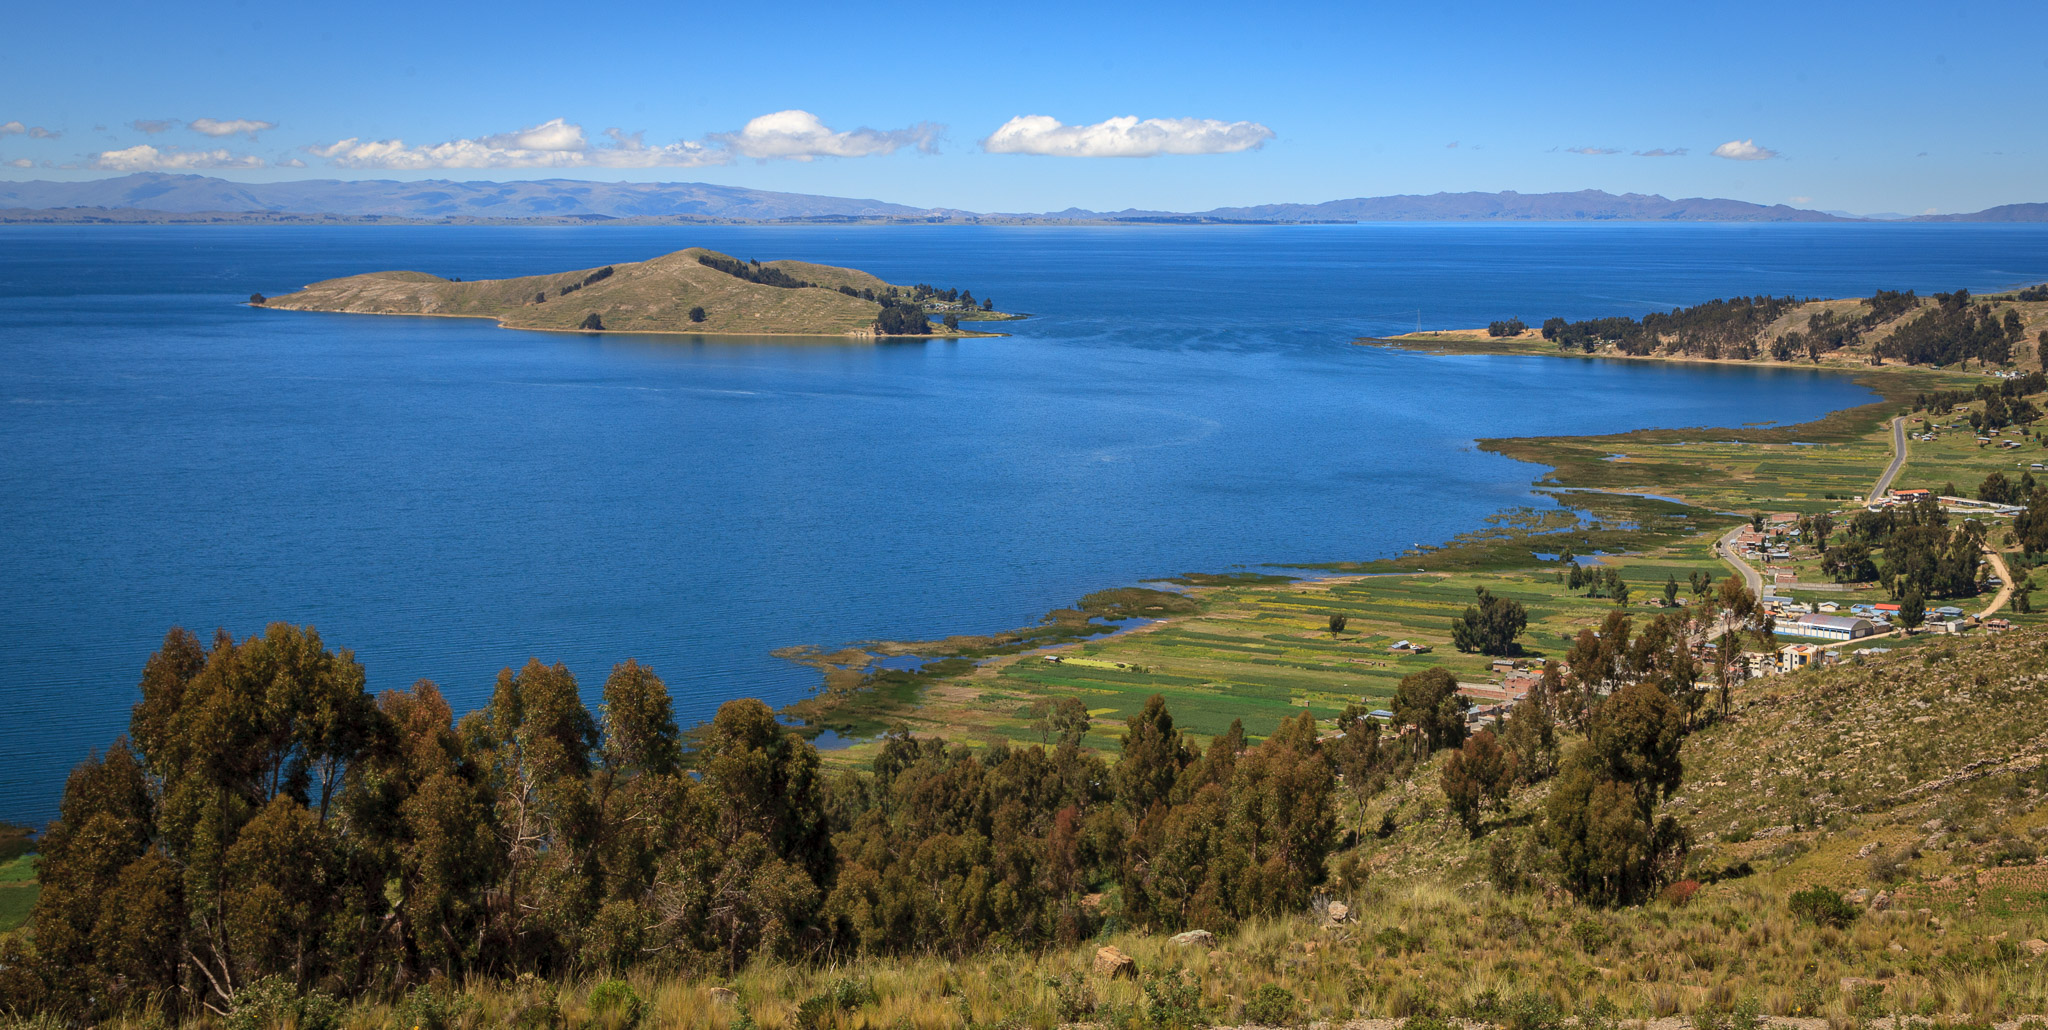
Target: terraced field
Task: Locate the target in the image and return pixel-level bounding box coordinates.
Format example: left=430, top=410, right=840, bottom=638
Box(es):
left=828, top=534, right=1738, bottom=761
left=804, top=356, right=2048, bottom=767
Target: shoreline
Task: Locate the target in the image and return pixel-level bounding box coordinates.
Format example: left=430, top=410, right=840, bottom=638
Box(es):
left=770, top=358, right=1926, bottom=751
left=772, top=282, right=2047, bottom=756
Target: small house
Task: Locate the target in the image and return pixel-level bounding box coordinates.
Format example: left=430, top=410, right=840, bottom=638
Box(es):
left=1779, top=643, right=1826, bottom=671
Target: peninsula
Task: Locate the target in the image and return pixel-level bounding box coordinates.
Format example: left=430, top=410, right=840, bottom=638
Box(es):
left=256, top=247, right=1021, bottom=337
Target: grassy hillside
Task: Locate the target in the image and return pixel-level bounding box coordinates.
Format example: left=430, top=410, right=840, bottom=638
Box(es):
left=1378, top=289, right=2047, bottom=376
left=740, top=629, right=2048, bottom=1029
left=24, top=627, right=2047, bottom=1030
left=262, top=248, right=1017, bottom=337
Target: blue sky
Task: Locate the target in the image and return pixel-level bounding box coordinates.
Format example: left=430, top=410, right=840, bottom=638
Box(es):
left=2, top=0, right=2044, bottom=214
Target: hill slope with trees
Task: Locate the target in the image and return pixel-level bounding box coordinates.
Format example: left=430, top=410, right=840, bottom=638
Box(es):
left=4, top=615, right=2046, bottom=1028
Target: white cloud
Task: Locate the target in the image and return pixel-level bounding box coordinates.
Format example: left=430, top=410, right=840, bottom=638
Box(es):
left=1566, top=146, right=1620, bottom=156
left=982, top=115, right=1273, bottom=157
left=130, top=119, right=179, bottom=134
left=1633, top=147, right=1688, bottom=157
left=1, top=121, right=58, bottom=138
left=1789, top=195, right=1813, bottom=205
left=189, top=117, right=276, bottom=138
left=310, top=117, right=725, bottom=169
left=7, top=158, right=31, bottom=168
left=276, top=157, right=306, bottom=168
left=710, top=110, right=940, bottom=161
left=1712, top=138, right=1778, bottom=161
left=89, top=144, right=267, bottom=171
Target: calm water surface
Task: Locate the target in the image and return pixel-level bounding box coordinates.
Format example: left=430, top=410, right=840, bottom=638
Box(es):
left=5, top=222, right=2047, bottom=824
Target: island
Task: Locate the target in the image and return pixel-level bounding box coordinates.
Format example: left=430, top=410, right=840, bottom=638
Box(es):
left=254, top=246, right=1023, bottom=338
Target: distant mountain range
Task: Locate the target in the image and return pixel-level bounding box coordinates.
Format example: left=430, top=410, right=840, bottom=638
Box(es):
left=0, top=174, right=2041, bottom=224
left=0, top=174, right=936, bottom=221
left=1036, top=190, right=1850, bottom=223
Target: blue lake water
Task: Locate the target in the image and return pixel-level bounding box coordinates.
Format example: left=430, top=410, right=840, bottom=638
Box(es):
left=4, top=221, right=2048, bottom=825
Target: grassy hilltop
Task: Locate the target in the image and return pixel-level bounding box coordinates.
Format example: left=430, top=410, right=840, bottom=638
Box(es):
left=1376, top=285, right=2048, bottom=375
left=260, top=247, right=1021, bottom=337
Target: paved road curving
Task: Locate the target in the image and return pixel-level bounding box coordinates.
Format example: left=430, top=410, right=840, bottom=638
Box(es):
left=1709, top=411, right=2019, bottom=633
left=1869, top=416, right=1907, bottom=503
left=1715, top=523, right=1764, bottom=597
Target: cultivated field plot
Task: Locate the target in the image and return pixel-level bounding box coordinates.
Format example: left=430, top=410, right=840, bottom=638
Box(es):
left=836, top=540, right=1735, bottom=760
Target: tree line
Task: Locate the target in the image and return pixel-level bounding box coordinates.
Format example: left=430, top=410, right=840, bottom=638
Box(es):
left=1910, top=372, right=2047, bottom=431
left=695, top=255, right=815, bottom=290
left=1876, top=290, right=2029, bottom=368
left=0, top=614, right=1724, bottom=1024
left=1521, top=287, right=2030, bottom=367
left=0, top=627, right=1333, bottom=1021
left=1537, top=295, right=1802, bottom=359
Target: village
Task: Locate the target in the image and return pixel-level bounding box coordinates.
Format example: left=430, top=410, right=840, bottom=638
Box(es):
left=1436, top=477, right=2023, bottom=737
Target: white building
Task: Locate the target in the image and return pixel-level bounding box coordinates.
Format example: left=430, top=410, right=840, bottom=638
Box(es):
left=1778, top=613, right=1875, bottom=641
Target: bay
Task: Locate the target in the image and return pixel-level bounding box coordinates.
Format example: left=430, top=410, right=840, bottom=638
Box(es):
left=4, top=221, right=2047, bottom=825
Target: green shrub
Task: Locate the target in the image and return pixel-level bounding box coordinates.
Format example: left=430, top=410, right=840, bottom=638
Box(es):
left=1575, top=997, right=1620, bottom=1030
left=793, top=977, right=876, bottom=1030
left=389, top=980, right=480, bottom=1030
left=1045, top=972, right=1096, bottom=1021
left=1502, top=992, right=1564, bottom=1030
left=1372, top=926, right=1423, bottom=955
left=1728, top=997, right=1764, bottom=1030
left=585, top=979, right=643, bottom=1028
left=1139, top=972, right=1209, bottom=1030
left=1242, top=983, right=1299, bottom=1026
left=507, top=973, right=562, bottom=1030
left=225, top=976, right=342, bottom=1030
left=1788, top=886, right=1859, bottom=928
left=1568, top=919, right=1611, bottom=953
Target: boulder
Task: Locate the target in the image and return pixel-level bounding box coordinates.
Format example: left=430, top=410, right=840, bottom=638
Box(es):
left=2023, top=939, right=2048, bottom=958
left=1870, top=891, right=1891, bottom=912
left=1327, top=901, right=1351, bottom=923
left=708, top=987, right=739, bottom=1006
left=1094, top=945, right=1138, bottom=980
left=1171, top=930, right=1216, bottom=948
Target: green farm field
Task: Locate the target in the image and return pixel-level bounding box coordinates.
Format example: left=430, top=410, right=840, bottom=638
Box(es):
left=0, top=854, right=38, bottom=935
left=804, top=355, right=2048, bottom=767
left=817, top=532, right=1738, bottom=764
